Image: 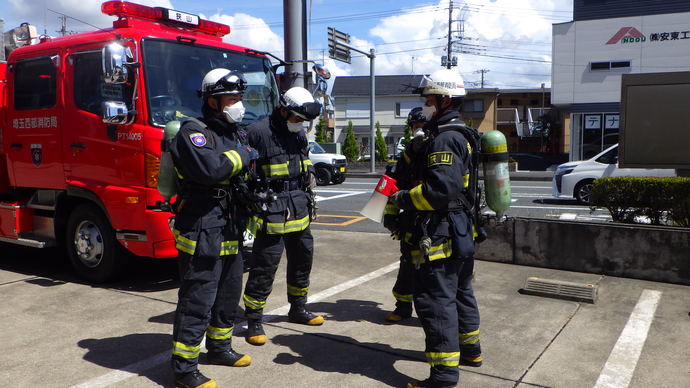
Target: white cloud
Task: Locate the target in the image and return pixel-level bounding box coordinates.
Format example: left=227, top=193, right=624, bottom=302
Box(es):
left=206, top=12, right=283, bottom=57
left=324, top=0, right=572, bottom=88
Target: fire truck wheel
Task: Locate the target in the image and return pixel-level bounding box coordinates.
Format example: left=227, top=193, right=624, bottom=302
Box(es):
left=66, top=203, right=122, bottom=283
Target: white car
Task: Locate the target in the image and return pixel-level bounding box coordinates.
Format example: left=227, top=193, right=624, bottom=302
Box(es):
left=552, top=144, right=675, bottom=204
left=308, top=141, right=347, bottom=185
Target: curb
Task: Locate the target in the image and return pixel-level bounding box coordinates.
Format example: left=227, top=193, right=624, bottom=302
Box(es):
left=346, top=172, right=553, bottom=182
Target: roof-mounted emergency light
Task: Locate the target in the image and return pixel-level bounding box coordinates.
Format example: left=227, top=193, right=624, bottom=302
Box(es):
left=101, top=1, right=230, bottom=37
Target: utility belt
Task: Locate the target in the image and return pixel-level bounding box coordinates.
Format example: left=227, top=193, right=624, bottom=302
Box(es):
left=178, top=185, right=231, bottom=200
left=267, top=178, right=303, bottom=193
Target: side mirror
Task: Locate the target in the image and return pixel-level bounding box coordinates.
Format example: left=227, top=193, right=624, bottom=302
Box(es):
left=102, top=43, right=129, bottom=84
left=312, top=64, right=331, bottom=80
left=102, top=101, right=129, bottom=124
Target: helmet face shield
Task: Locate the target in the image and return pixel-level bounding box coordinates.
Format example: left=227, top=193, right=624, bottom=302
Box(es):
left=199, top=69, right=247, bottom=98
left=289, top=101, right=322, bottom=121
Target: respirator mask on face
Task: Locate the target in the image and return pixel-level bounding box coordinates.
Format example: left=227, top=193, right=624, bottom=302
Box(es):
left=223, top=101, right=245, bottom=123
left=421, top=104, right=436, bottom=121
left=287, top=121, right=303, bottom=133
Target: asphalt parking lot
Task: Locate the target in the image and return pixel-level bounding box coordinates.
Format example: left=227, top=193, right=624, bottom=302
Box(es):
left=1, top=229, right=689, bottom=388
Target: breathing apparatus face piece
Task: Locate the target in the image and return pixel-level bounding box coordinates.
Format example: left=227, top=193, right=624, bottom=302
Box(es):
left=223, top=100, right=245, bottom=123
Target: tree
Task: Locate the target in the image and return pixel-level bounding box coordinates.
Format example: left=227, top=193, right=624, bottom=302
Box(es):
left=314, top=116, right=328, bottom=143
left=402, top=124, right=412, bottom=148
left=374, top=121, right=388, bottom=161
left=343, top=120, right=359, bottom=162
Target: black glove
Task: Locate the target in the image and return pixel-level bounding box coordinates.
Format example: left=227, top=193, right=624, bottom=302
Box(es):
left=389, top=190, right=407, bottom=208
left=236, top=143, right=260, bottom=161
left=383, top=214, right=399, bottom=234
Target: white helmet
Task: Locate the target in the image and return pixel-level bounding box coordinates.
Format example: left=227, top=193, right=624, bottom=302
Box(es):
left=417, top=68, right=466, bottom=97
left=280, top=87, right=322, bottom=121
left=199, top=68, right=247, bottom=98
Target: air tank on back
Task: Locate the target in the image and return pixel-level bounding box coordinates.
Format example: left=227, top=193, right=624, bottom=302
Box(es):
left=481, top=130, right=511, bottom=219
left=157, top=120, right=181, bottom=202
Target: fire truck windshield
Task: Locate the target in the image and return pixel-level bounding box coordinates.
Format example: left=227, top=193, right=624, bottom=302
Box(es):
left=142, top=39, right=280, bottom=127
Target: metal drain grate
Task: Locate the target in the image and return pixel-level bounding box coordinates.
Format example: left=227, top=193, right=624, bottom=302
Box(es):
left=521, top=277, right=598, bottom=304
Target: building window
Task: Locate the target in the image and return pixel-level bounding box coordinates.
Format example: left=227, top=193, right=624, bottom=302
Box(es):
left=590, top=60, right=631, bottom=71
left=14, top=57, right=57, bottom=110
left=73, top=51, right=132, bottom=115
left=395, top=101, right=420, bottom=117
left=497, top=99, right=503, bottom=107
left=463, top=99, right=484, bottom=113
left=346, top=102, right=370, bottom=118
left=510, top=99, right=519, bottom=106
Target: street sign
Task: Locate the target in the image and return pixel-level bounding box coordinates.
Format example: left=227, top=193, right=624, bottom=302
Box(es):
left=327, top=27, right=351, bottom=64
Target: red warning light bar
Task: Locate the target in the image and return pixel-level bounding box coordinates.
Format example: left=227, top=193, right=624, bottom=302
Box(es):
left=101, top=1, right=230, bottom=37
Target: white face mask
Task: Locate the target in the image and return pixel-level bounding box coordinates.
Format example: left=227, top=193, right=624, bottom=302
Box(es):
left=413, top=128, right=425, bottom=138
left=286, top=121, right=303, bottom=133
left=421, top=104, right=436, bottom=120
left=223, top=101, right=245, bottom=123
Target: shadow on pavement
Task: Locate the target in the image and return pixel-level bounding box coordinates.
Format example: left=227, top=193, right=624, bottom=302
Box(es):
left=307, top=299, right=421, bottom=327
left=272, top=332, right=423, bottom=387
left=534, top=198, right=581, bottom=206
left=77, top=333, right=173, bottom=387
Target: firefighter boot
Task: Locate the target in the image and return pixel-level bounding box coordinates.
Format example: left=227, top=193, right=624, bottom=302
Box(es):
left=288, top=304, right=324, bottom=325
left=207, top=349, right=252, bottom=367
left=174, top=370, right=217, bottom=388
left=459, top=354, right=483, bottom=367
left=385, top=303, right=412, bottom=322
left=245, top=319, right=267, bottom=346
left=405, top=379, right=457, bottom=388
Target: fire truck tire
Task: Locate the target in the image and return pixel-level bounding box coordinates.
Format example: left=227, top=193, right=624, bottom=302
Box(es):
left=315, top=166, right=331, bottom=186
left=65, top=203, right=123, bottom=283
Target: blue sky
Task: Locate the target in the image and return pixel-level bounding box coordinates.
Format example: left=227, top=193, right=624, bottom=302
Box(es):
left=2, top=0, right=573, bottom=88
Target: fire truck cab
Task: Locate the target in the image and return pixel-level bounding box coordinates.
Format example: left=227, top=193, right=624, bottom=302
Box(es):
left=0, top=1, right=280, bottom=282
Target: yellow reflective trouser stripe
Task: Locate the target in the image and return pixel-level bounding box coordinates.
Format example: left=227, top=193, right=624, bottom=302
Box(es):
left=223, top=149, right=243, bottom=177
left=384, top=203, right=399, bottom=216
left=173, top=229, right=196, bottom=255
left=175, top=167, right=184, bottom=179
left=403, top=150, right=411, bottom=164
left=243, top=294, right=266, bottom=310
left=410, top=184, right=434, bottom=211
left=426, top=352, right=460, bottom=367
left=301, top=159, right=313, bottom=172
left=262, top=162, right=290, bottom=177
left=206, top=325, right=233, bottom=340
left=393, top=290, right=413, bottom=303
left=266, top=214, right=310, bottom=234
left=220, top=240, right=239, bottom=256
left=460, top=329, right=481, bottom=345
left=463, top=173, right=470, bottom=188
left=428, top=240, right=453, bottom=261
left=287, top=284, right=309, bottom=296
left=172, top=341, right=201, bottom=359
left=410, top=239, right=453, bottom=264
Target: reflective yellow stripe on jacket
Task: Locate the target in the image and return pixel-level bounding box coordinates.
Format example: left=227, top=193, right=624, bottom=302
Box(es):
left=173, top=229, right=197, bottom=255
left=220, top=240, right=239, bottom=256
left=206, top=325, right=233, bottom=340
left=425, top=351, right=460, bottom=367
left=262, top=162, right=290, bottom=177
left=222, top=149, right=243, bottom=177
left=409, top=184, right=434, bottom=211
left=301, top=159, right=313, bottom=172
left=410, top=240, right=453, bottom=265
left=172, top=341, right=201, bottom=359
left=384, top=203, right=399, bottom=216
left=265, top=214, right=310, bottom=234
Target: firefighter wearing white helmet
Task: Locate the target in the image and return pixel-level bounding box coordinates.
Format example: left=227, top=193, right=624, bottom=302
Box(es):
left=242, top=86, right=324, bottom=346
left=169, top=67, right=259, bottom=388
left=387, top=68, right=485, bottom=388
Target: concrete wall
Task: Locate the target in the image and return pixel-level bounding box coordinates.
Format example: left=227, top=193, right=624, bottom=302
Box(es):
left=475, top=218, right=690, bottom=286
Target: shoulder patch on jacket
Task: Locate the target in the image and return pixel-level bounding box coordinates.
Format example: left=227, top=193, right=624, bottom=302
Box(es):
left=428, top=151, right=453, bottom=167
left=189, top=132, right=207, bottom=147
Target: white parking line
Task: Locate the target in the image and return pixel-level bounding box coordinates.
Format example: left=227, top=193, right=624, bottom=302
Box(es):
left=71, top=261, right=400, bottom=388
left=594, top=289, right=662, bottom=388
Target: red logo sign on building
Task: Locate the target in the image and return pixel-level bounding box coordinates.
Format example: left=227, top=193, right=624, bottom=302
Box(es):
left=606, top=27, right=646, bottom=44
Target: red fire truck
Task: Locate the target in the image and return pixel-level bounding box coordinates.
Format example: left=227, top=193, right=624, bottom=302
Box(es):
left=0, top=1, right=280, bottom=282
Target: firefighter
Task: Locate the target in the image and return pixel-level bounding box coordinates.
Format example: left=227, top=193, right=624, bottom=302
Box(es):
left=389, top=68, right=483, bottom=388
left=169, top=68, right=259, bottom=388
left=383, top=107, right=428, bottom=322
left=242, top=86, right=324, bottom=346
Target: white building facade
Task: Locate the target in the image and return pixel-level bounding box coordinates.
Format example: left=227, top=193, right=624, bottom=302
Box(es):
left=552, top=0, right=690, bottom=160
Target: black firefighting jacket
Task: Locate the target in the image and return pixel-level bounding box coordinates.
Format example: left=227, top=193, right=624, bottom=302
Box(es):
left=245, top=109, right=315, bottom=235
left=391, top=110, right=477, bottom=262
left=169, top=115, right=251, bottom=255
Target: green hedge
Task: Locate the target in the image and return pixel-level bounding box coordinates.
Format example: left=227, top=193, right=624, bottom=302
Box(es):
left=590, top=177, right=690, bottom=226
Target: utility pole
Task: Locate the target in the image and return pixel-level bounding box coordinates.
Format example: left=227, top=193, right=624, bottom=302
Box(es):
left=446, top=0, right=453, bottom=69
left=57, top=15, right=68, bottom=36
left=475, top=69, right=490, bottom=88
left=283, top=0, right=307, bottom=90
